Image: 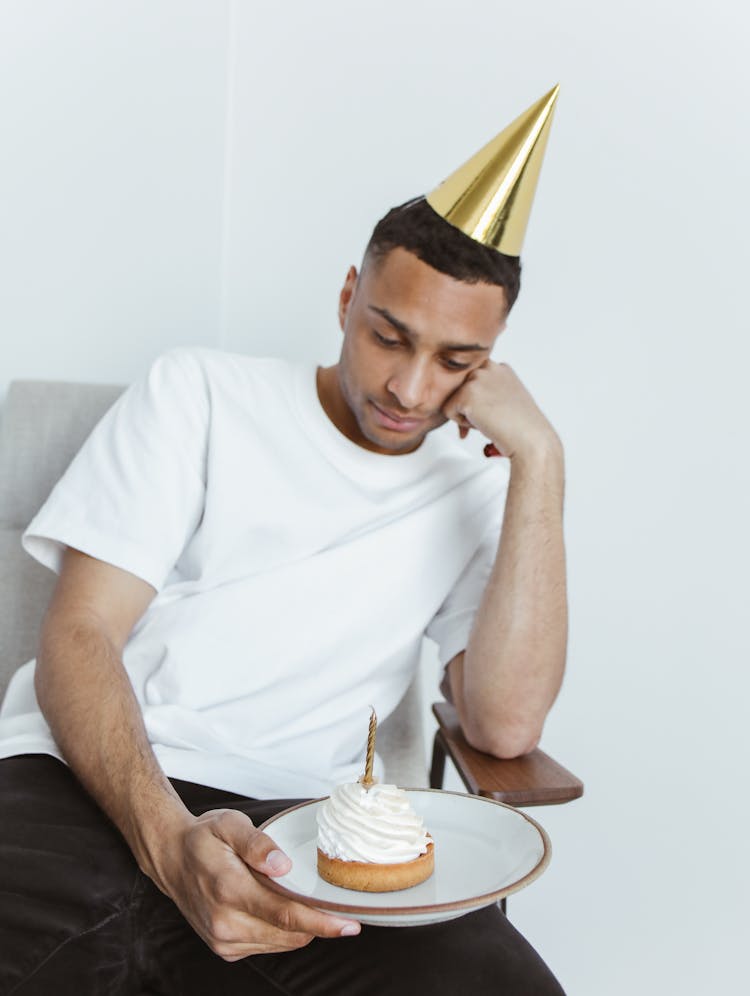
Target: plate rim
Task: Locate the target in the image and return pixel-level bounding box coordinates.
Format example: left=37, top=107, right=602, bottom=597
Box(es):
left=254, top=787, right=551, bottom=916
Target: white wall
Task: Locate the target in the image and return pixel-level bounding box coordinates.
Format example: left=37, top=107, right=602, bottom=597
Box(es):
left=2, top=1, right=748, bottom=992
left=0, top=0, right=229, bottom=390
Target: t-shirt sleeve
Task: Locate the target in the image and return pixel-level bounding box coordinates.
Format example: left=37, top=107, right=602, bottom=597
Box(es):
left=22, top=349, right=210, bottom=591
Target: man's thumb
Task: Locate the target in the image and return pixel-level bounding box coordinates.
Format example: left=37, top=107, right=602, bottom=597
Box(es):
left=217, top=810, right=292, bottom=876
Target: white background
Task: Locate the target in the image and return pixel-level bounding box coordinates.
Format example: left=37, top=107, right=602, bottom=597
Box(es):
left=1, top=1, right=748, bottom=992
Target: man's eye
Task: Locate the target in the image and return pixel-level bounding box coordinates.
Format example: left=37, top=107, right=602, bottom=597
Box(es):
left=443, top=358, right=471, bottom=371
left=373, top=331, right=401, bottom=348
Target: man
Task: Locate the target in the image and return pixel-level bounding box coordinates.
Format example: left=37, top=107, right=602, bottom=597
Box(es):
left=0, top=90, right=568, bottom=993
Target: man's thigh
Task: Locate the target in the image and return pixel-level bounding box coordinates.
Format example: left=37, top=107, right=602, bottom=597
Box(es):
left=0, top=754, right=139, bottom=995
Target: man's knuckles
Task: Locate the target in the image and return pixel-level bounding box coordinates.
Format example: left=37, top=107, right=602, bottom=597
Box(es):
left=207, top=911, right=242, bottom=946
left=267, top=902, right=302, bottom=935
left=212, top=808, right=256, bottom=841
left=206, top=911, right=314, bottom=959
left=214, top=934, right=314, bottom=961
left=264, top=897, right=345, bottom=939
left=211, top=874, right=240, bottom=907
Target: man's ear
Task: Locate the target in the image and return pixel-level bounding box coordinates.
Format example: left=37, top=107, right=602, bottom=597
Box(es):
left=338, top=266, right=358, bottom=332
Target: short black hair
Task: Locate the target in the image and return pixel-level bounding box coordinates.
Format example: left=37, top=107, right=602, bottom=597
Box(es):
left=363, top=196, right=521, bottom=312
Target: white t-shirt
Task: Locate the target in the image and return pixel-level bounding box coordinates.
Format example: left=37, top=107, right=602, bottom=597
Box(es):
left=0, top=348, right=508, bottom=798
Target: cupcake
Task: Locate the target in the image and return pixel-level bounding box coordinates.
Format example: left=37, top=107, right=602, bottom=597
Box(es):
left=316, top=781, right=434, bottom=892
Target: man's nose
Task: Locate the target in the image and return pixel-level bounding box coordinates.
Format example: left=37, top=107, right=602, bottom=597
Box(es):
left=387, top=358, right=432, bottom=410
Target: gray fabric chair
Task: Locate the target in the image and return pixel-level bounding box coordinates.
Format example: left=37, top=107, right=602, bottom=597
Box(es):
left=0, top=380, right=427, bottom=786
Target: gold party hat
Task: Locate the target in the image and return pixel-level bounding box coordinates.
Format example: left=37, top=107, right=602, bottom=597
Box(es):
left=426, top=85, right=559, bottom=257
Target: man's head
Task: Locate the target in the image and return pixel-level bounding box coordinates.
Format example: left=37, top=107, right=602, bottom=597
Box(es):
left=364, top=196, right=522, bottom=309
left=323, top=198, right=521, bottom=455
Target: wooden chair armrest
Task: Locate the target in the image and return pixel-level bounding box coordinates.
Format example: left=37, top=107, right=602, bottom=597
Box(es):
left=430, top=701, right=583, bottom=807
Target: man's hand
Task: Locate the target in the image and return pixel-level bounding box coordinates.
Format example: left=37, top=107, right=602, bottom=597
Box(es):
left=442, top=360, right=560, bottom=462
left=153, top=808, right=360, bottom=961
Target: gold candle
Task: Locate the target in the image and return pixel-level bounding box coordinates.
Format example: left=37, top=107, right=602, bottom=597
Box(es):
left=359, top=706, right=377, bottom=789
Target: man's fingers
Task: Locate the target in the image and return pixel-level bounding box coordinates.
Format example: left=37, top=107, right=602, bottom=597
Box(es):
left=444, top=404, right=473, bottom=431
left=241, top=825, right=290, bottom=877
left=218, top=940, right=309, bottom=962
left=209, top=886, right=360, bottom=947
left=256, top=885, right=361, bottom=940
left=202, top=906, right=316, bottom=958
left=257, top=845, right=291, bottom=877
left=442, top=384, right=474, bottom=429
left=205, top=926, right=315, bottom=961
left=210, top=809, right=291, bottom=876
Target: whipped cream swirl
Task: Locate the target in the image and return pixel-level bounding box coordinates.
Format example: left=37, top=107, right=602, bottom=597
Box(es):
left=317, top=782, right=430, bottom=863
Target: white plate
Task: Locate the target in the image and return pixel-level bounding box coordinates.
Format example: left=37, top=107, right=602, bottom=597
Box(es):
left=255, top=789, right=551, bottom=926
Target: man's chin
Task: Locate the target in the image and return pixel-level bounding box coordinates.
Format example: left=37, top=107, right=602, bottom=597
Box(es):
left=376, top=435, right=425, bottom=455
left=359, top=420, right=432, bottom=455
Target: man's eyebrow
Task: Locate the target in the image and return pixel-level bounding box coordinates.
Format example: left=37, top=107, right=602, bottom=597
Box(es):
left=369, top=306, right=413, bottom=337
left=436, top=341, right=490, bottom=353
left=368, top=305, right=490, bottom=352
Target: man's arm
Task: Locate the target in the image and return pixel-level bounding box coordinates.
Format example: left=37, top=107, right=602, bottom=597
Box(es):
left=443, top=362, right=568, bottom=758
left=34, top=547, right=359, bottom=959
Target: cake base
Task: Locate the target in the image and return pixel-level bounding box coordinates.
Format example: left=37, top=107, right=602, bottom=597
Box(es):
left=317, top=841, right=434, bottom=893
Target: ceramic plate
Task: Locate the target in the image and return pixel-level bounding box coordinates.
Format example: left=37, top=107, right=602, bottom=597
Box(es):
left=254, top=789, right=551, bottom=926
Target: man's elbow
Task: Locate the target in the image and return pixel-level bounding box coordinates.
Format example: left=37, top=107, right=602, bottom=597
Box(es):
left=463, top=720, right=541, bottom=759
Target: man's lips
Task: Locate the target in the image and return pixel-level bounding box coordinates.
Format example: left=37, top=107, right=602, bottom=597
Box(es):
left=369, top=400, right=427, bottom=432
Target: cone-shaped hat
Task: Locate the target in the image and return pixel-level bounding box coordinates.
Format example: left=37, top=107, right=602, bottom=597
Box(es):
left=426, top=85, right=559, bottom=257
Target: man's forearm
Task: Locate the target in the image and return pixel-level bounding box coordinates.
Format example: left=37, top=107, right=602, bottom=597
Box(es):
left=34, top=615, right=191, bottom=887
left=454, top=439, right=567, bottom=757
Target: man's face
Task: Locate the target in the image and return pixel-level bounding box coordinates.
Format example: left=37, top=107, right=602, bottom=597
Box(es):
left=333, top=247, right=508, bottom=454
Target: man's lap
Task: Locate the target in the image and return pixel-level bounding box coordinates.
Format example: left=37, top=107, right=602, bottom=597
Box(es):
left=0, top=755, right=564, bottom=995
